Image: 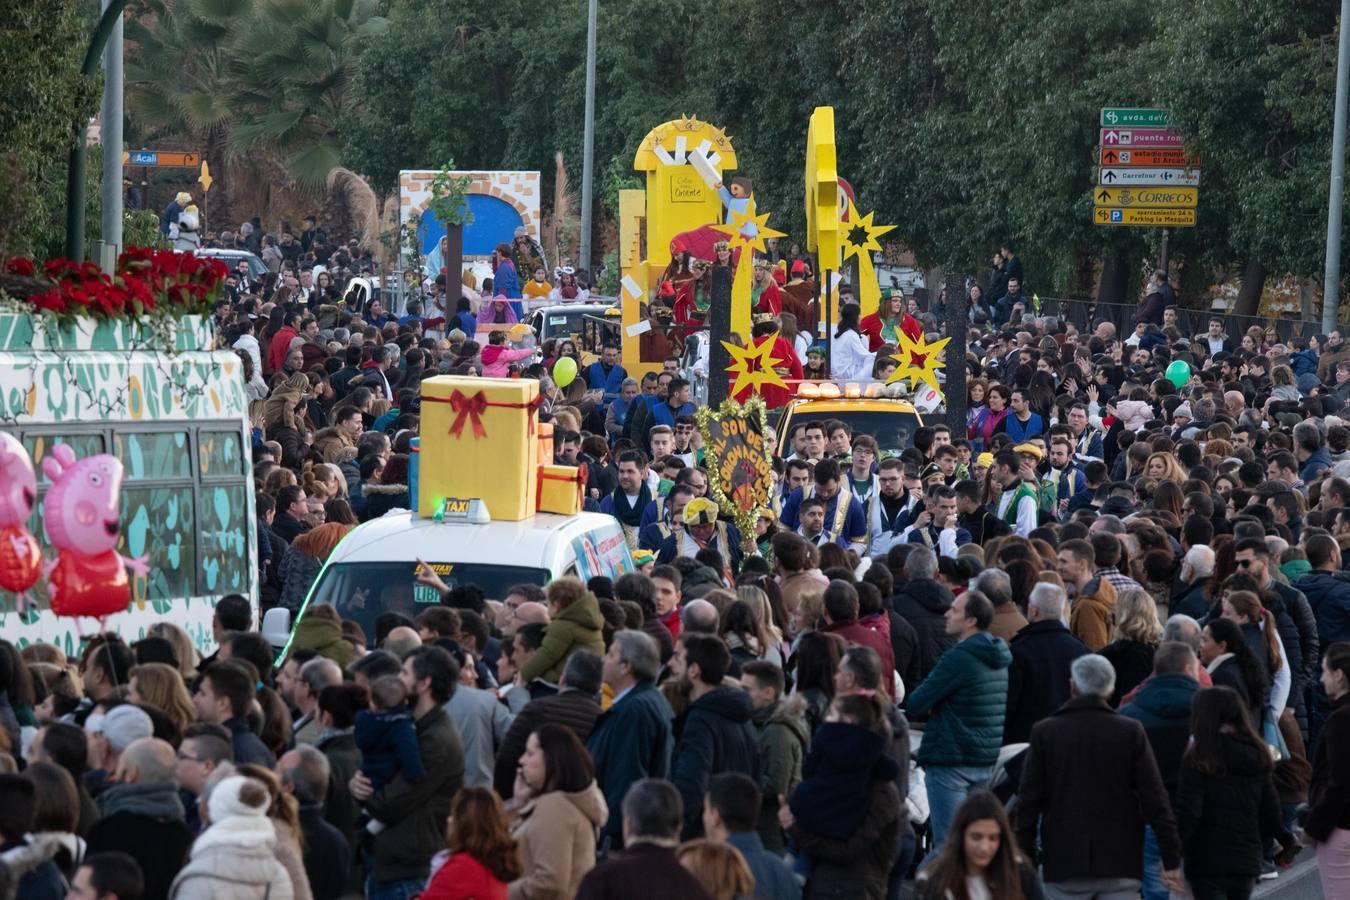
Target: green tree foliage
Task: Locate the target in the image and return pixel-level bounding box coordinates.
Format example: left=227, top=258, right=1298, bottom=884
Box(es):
left=126, top=0, right=388, bottom=187
left=0, top=0, right=101, bottom=259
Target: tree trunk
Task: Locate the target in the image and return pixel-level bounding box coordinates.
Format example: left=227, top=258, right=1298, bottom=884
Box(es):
left=1096, top=249, right=1128, bottom=305
left=1233, top=259, right=1266, bottom=318
left=445, top=223, right=463, bottom=306
left=707, top=265, right=732, bottom=407
left=943, top=273, right=968, bottom=436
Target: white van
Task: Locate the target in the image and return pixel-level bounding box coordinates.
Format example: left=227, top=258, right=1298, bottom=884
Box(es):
left=263, top=505, right=633, bottom=652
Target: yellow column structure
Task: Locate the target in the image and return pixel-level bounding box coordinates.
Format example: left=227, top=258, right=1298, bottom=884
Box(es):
left=805, top=107, right=842, bottom=336
left=622, top=115, right=739, bottom=374
left=618, top=189, right=652, bottom=375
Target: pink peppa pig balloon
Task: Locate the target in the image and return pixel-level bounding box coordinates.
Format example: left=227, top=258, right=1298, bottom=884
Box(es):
left=41, top=444, right=147, bottom=619
left=0, top=432, right=42, bottom=611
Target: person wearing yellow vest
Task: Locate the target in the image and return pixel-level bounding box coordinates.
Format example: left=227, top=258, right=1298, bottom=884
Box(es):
left=992, top=449, right=1038, bottom=537
left=654, top=497, right=745, bottom=574
left=778, top=459, right=868, bottom=554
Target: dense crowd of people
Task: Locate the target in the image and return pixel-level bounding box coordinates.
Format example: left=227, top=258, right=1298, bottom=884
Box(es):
left=4, top=213, right=1350, bottom=900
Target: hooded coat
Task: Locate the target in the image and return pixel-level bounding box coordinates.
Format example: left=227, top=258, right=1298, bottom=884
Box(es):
left=672, top=685, right=760, bottom=839
left=751, top=696, right=810, bottom=852
left=518, top=592, right=605, bottom=684
left=169, top=810, right=294, bottom=900
left=1296, top=569, right=1350, bottom=644
left=1119, top=672, right=1199, bottom=802
left=287, top=609, right=358, bottom=669
left=906, top=631, right=1012, bottom=768
left=508, top=783, right=607, bottom=900
left=890, top=577, right=956, bottom=688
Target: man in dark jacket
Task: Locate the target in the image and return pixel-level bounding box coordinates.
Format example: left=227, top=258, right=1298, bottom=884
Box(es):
left=906, top=590, right=1010, bottom=863
left=279, top=746, right=352, bottom=900
left=192, top=660, right=276, bottom=767
left=670, top=634, right=759, bottom=839
left=1119, top=642, right=1200, bottom=900
left=84, top=738, right=194, bottom=900
left=1017, top=654, right=1184, bottom=897
left=1236, top=537, right=1320, bottom=717
left=588, top=630, right=675, bottom=850
left=575, top=779, right=714, bottom=900
left=703, top=773, right=802, bottom=900
left=314, top=684, right=363, bottom=846
left=1005, top=584, right=1088, bottom=744
left=495, top=649, right=603, bottom=798
left=1298, top=533, right=1350, bottom=644
left=819, top=580, right=895, bottom=681
left=350, top=646, right=465, bottom=897
left=890, top=545, right=955, bottom=688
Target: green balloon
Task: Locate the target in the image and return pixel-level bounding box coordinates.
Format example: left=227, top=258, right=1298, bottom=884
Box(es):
left=1165, top=360, right=1191, bottom=389
left=553, top=356, right=578, bottom=389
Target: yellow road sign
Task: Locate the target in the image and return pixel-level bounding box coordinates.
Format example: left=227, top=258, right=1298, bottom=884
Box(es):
left=1093, top=186, right=1197, bottom=208
left=1094, top=207, right=1196, bottom=227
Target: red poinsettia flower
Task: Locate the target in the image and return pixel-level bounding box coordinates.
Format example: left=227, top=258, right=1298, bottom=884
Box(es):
left=3, top=257, right=35, bottom=277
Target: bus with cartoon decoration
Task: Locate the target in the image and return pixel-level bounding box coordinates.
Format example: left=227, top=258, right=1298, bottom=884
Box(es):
left=0, top=313, right=256, bottom=656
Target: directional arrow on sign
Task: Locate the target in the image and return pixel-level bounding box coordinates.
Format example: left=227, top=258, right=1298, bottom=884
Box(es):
left=1103, top=150, right=1119, bottom=165
left=1104, top=130, right=1120, bottom=144
left=1098, top=167, right=1201, bottom=187
left=1097, top=189, right=1111, bottom=202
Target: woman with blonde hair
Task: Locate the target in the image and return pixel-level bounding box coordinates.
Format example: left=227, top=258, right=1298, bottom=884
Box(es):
left=1100, top=589, right=1164, bottom=706
left=279, top=523, right=353, bottom=612
left=675, top=839, right=754, bottom=900
left=129, top=663, right=196, bottom=733
left=265, top=372, right=312, bottom=470
left=735, top=584, right=784, bottom=647
left=1144, top=451, right=1188, bottom=484
left=147, top=622, right=200, bottom=679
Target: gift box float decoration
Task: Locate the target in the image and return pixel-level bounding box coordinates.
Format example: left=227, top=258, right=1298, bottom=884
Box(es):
left=417, top=375, right=584, bottom=520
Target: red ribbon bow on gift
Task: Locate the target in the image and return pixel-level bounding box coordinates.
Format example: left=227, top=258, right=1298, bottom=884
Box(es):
left=448, top=390, right=490, bottom=439
left=426, top=388, right=547, bottom=441
left=538, top=462, right=589, bottom=510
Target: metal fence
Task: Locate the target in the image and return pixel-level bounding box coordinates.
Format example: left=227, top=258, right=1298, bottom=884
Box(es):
left=1005, top=297, right=1349, bottom=345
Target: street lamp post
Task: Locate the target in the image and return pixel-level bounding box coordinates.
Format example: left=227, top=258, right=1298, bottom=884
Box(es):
left=1324, top=0, right=1350, bottom=333
left=577, top=0, right=598, bottom=277
left=99, top=0, right=124, bottom=264
left=65, top=0, right=128, bottom=262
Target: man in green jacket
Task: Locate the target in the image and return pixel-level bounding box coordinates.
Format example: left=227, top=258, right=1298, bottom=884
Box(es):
left=350, top=645, right=465, bottom=898
left=905, top=589, right=1011, bottom=865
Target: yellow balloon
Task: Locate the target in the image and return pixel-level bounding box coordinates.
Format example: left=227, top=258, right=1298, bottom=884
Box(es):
left=553, top=356, right=578, bottom=388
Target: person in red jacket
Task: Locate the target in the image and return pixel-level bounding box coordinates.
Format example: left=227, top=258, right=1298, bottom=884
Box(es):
left=859, top=289, right=922, bottom=352
left=268, top=309, right=301, bottom=372
left=421, top=788, right=522, bottom=900
left=732, top=319, right=803, bottom=410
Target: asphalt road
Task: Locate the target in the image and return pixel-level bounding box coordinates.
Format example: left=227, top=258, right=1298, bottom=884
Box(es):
left=1254, top=850, right=1323, bottom=899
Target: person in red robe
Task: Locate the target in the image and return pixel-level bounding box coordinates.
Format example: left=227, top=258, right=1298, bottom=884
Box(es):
left=751, top=260, right=782, bottom=315
left=732, top=319, right=803, bottom=409
left=672, top=261, right=711, bottom=336
left=781, top=260, right=817, bottom=337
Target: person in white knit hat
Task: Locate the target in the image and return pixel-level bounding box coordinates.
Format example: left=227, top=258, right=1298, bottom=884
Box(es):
left=168, top=775, right=293, bottom=900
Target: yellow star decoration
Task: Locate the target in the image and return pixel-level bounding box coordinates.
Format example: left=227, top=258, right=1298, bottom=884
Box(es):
left=885, top=330, right=951, bottom=396
left=724, top=335, right=789, bottom=398
left=713, top=200, right=785, bottom=256
left=841, top=201, right=896, bottom=260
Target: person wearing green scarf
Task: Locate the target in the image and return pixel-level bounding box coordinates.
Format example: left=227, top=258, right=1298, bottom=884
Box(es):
left=602, top=451, right=654, bottom=547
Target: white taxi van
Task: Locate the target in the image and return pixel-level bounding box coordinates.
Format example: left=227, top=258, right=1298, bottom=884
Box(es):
left=263, top=499, right=633, bottom=653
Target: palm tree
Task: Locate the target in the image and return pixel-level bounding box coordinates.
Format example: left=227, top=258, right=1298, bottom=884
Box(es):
left=125, top=0, right=387, bottom=219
